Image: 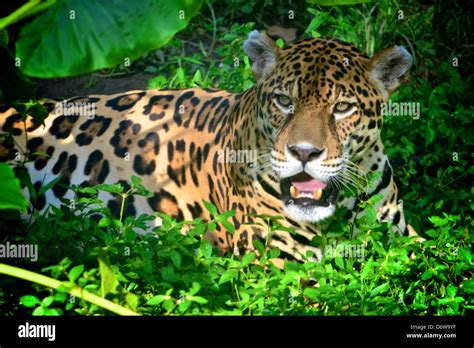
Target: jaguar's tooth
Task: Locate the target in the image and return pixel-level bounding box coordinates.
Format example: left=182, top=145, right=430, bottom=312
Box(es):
left=313, top=189, right=323, bottom=200
left=290, top=185, right=299, bottom=197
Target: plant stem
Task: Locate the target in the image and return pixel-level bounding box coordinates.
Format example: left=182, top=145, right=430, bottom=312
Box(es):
left=0, top=263, right=139, bottom=316
left=0, top=0, right=55, bottom=30
left=119, top=194, right=127, bottom=222
left=21, top=0, right=57, bottom=20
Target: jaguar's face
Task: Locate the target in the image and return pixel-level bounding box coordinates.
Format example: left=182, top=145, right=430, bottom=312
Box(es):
left=244, top=31, right=412, bottom=223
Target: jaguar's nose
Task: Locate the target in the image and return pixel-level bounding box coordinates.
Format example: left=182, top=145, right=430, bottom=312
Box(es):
left=288, top=144, right=325, bottom=164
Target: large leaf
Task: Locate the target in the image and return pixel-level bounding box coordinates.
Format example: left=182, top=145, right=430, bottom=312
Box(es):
left=16, top=0, right=203, bottom=77
left=0, top=163, right=28, bottom=212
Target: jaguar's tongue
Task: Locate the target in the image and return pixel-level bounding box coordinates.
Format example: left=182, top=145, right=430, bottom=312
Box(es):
left=289, top=177, right=327, bottom=200
left=291, top=179, right=327, bottom=191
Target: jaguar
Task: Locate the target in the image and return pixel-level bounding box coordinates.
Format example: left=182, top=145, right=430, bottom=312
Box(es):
left=0, top=30, right=413, bottom=264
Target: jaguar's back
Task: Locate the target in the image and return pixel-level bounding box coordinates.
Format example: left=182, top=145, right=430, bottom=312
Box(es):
left=1, top=88, right=238, bottom=223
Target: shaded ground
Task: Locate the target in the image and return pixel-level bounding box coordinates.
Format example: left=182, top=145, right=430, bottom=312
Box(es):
left=35, top=72, right=155, bottom=100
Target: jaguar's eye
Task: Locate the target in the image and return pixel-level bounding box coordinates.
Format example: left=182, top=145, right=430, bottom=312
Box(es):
left=275, top=94, right=292, bottom=108
left=334, top=102, right=354, bottom=113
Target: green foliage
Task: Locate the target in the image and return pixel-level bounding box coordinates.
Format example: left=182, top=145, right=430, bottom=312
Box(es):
left=383, top=61, right=474, bottom=235
left=147, top=22, right=255, bottom=92
left=0, top=262, right=138, bottom=315
left=305, top=1, right=432, bottom=57
left=1, top=178, right=471, bottom=316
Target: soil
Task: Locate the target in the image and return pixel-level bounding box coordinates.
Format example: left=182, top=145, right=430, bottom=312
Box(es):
left=35, top=72, right=156, bottom=100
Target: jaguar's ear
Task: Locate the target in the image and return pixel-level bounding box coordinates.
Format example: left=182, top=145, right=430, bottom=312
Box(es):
left=369, top=46, right=413, bottom=94
left=243, top=30, right=281, bottom=81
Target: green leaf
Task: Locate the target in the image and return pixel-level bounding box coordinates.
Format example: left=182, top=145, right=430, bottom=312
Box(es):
left=98, top=217, right=111, bottom=228
left=20, top=295, right=41, bottom=308
left=77, top=187, right=97, bottom=195
left=32, top=306, right=45, bottom=316
left=446, top=284, right=457, bottom=298
left=437, top=298, right=448, bottom=305
left=253, top=240, right=265, bottom=255
left=361, top=256, right=374, bottom=279
left=363, top=205, right=377, bottom=224
left=192, top=69, right=203, bottom=85
left=461, top=280, right=474, bottom=294
left=203, top=200, right=218, bottom=216
left=16, top=0, right=203, bottom=77
left=187, top=296, right=208, bottom=304
left=0, top=163, right=28, bottom=212
left=268, top=248, right=280, bottom=259
left=190, top=223, right=206, bottom=236
left=24, top=101, right=49, bottom=125
left=425, top=124, right=436, bottom=147
left=368, top=193, right=384, bottom=205
left=170, top=250, right=182, bottom=268
left=161, top=265, right=179, bottom=282
left=242, top=252, right=256, bottom=266
left=125, top=292, right=139, bottom=311
left=188, top=282, right=201, bottom=296
left=305, top=15, right=324, bottom=34
left=421, top=269, right=434, bottom=280
left=207, top=221, right=217, bottom=232
left=304, top=287, right=319, bottom=300
left=38, top=175, right=63, bottom=197
left=428, top=216, right=449, bottom=227
left=178, top=299, right=192, bottom=313
left=42, top=296, right=54, bottom=307
left=95, top=183, right=124, bottom=194
left=147, top=295, right=167, bottom=305
left=98, top=249, right=119, bottom=297
left=68, top=265, right=84, bottom=282
left=219, top=269, right=238, bottom=285
left=43, top=308, right=61, bottom=316
left=54, top=291, right=68, bottom=303
left=370, top=283, right=389, bottom=297
left=459, top=248, right=472, bottom=264
left=200, top=240, right=212, bottom=258
left=220, top=219, right=235, bottom=234
left=334, top=256, right=345, bottom=269
left=163, top=299, right=175, bottom=312
left=131, top=175, right=141, bottom=187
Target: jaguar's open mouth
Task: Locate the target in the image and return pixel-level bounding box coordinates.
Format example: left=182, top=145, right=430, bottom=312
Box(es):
left=280, top=172, right=338, bottom=208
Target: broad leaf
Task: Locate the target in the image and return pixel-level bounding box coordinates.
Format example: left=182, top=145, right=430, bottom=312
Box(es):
left=16, top=0, right=203, bottom=77
left=98, top=249, right=119, bottom=297
left=0, top=163, right=28, bottom=212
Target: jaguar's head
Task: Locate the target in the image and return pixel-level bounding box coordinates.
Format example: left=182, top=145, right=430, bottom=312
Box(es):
left=243, top=31, right=412, bottom=223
